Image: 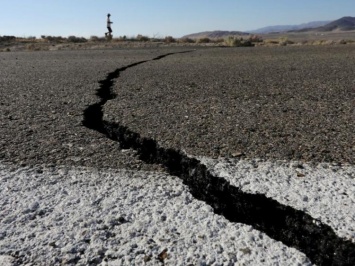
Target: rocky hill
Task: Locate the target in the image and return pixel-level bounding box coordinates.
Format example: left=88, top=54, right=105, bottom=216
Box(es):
left=250, top=21, right=330, bottom=34
left=183, top=17, right=355, bottom=37
left=319, top=16, right=355, bottom=31
left=294, top=16, right=355, bottom=32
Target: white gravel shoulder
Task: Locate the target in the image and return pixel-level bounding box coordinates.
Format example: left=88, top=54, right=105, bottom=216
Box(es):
left=200, top=157, right=355, bottom=243
left=0, top=163, right=312, bottom=265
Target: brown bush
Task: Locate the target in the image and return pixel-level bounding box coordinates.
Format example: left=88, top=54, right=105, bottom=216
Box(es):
left=197, top=37, right=211, bottom=43
left=164, top=36, right=176, bottom=43
left=136, top=34, right=150, bottom=42
left=178, top=37, right=194, bottom=43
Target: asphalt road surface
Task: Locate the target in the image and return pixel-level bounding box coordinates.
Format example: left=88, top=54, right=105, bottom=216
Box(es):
left=1, top=46, right=354, bottom=265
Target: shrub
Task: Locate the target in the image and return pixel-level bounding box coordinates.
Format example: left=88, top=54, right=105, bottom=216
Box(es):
left=278, top=37, right=294, bottom=46
left=0, top=35, right=16, bottom=42
left=264, top=39, right=279, bottom=45
left=89, top=35, right=100, bottom=42
left=179, top=37, right=194, bottom=43
left=67, top=36, right=87, bottom=43
left=26, top=44, right=41, bottom=51
left=311, top=40, right=336, bottom=46
left=224, top=36, right=240, bottom=46
left=224, top=36, right=255, bottom=47
left=41, top=35, right=65, bottom=42
left=164, top=36, right=176, bottom=43
left=249, top=35, right=263, bottom=43
left=136, top=34, right=150, bottom=42
left=197, top=37, right=211, bottom=43
left=214, top=38, right=225, bottom=43
left=150, top=37, right=164, bottom=42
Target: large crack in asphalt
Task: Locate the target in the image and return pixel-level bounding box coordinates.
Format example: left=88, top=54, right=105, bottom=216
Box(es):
left=82, top=51, right=355, bottom=265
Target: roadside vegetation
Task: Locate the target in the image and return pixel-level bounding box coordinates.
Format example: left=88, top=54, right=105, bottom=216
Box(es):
left=1, top=33, right=354, bottom=52
left=223, top=35, right=263, bottom=47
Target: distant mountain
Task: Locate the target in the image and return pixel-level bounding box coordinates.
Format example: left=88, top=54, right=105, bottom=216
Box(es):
left=249, top=21, right=330, bottom=34
left=314, top=16, right=355, bottom=31
left=182, top=30, right=249, bottom=39
left=290, top=16, right=355, bottom=32
left=182, top=17, right=355, bottom=38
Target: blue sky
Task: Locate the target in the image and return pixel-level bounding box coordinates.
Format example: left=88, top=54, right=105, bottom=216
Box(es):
left=0, top=0, right=353, bottom=38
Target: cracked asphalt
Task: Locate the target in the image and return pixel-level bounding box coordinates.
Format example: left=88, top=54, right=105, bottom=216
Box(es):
left=0, top=48, right=175, bottom=171
left=1, top=45, right=355, bottom=265
left=1, top=45, right=354, bottom=171
left=106, top=45, right=355, bottom=165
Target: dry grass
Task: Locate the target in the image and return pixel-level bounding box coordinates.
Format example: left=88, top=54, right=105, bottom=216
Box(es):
left=260, top=30, right=355, bottom=46
left=2, top=31, right=355, bottom=52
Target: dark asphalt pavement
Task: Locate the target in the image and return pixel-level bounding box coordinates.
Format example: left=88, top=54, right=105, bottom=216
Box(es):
left=106, top=45, right=355, bottom=164
left=1, top=45, right=354, bottom=170
left=0, top=48, right=175, bottom=170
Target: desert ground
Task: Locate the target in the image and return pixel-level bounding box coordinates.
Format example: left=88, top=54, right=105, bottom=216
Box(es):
left=0, top=44, right=354, bottom=265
